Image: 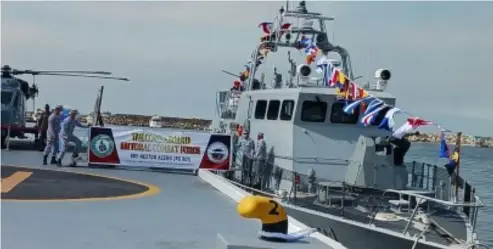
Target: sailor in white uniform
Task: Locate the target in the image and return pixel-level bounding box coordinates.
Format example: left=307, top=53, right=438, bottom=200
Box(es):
left=56, top=109, right=90, bottom=167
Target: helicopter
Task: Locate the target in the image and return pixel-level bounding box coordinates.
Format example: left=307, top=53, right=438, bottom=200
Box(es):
left=1, top=64, right=129, bottom=147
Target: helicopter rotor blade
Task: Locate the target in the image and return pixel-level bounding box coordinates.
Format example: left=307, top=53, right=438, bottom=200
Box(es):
left=35, top=73, right=130, bottom=81
left=11, top=70, right=112, bottom=75
left=35, top=70, right=112, bottom=75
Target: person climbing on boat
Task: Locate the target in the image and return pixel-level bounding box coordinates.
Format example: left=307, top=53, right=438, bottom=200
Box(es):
left=42, top=105, right=63, bottom=165
left=56, top=109, right=91, bottom=167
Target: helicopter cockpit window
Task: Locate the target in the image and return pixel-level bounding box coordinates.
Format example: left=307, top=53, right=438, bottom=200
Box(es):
left=1, top=91, right=14, bottom=105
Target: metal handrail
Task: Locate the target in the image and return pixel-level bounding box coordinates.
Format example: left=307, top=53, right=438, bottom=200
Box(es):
left=369, top=188, right=484, bottom=226
left=467, top=243, right=491, bottom=249
left=384, top=189, right=484, bottom=208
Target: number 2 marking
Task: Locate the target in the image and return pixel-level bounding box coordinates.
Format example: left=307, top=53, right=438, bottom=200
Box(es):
left=268, top=200, right=280, bottom=215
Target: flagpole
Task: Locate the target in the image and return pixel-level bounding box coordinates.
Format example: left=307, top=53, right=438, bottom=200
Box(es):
left=454, top=131, right=463, bottom=203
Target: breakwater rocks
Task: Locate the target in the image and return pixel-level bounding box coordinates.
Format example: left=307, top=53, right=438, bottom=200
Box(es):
left=100, top=114, right=212, bottom=131
left=406, top=132, right=493, bottom=148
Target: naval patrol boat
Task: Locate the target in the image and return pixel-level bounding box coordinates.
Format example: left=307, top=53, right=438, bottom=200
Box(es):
left=213, top=2, right=486, bottom=249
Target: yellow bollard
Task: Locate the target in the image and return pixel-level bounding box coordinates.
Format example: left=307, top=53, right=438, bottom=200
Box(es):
left=237, top=195, right=288, bottom=234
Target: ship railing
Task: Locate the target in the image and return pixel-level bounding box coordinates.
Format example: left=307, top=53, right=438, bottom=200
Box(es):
left=370, top=189, right=484, bottom=241
left=218, top=149, right=483, bottom=231
left=216, top=90, right=240, bottom=120
left=405, top=160, right=481, bottom=227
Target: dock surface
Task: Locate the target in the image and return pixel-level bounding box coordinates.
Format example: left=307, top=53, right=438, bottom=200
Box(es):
left=1, top=150, right=335, bottom=249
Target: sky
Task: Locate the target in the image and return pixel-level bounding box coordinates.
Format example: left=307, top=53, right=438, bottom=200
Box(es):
left=1, top=1, right=493, bottom=136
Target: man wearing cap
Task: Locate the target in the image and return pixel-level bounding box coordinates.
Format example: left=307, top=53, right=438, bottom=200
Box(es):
left=57, top=109, right=90, bottom=167
left=43, top=105, right=63, bottom=165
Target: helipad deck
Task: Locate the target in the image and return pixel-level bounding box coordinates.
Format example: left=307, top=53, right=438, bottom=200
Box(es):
left=1, top=150, right=336, bottom=249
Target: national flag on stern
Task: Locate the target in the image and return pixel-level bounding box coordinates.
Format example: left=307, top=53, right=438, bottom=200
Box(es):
left=439, top=131, right=450, bottom=158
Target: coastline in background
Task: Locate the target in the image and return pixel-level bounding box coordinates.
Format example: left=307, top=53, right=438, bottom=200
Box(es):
left=26, top=111, right=493, bottom=148
left=406, top=132, right=493, bottom=148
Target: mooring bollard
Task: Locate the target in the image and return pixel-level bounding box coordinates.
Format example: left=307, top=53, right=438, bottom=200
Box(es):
left=236, top=195, right=316, bottom=242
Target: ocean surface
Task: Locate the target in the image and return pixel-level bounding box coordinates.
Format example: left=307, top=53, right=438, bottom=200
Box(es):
left=407, top=143, right=493, bottom=246
left=74, top=126, right=493, bottom=246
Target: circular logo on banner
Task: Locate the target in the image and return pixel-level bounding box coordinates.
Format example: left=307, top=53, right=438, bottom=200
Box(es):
left=207, top=142, right=229, bottom=164
left=91, top=134, right=115, bottom=158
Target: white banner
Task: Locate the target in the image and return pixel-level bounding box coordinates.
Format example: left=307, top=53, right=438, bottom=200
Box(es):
left=88, top=127, right=231, bottom=170
left=117, top=129, right=211, bottom=169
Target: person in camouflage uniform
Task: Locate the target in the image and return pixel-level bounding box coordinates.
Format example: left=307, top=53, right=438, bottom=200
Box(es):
left=240, top=130, right=255, bottom=185
left=254, top=132, right=267, bottom=190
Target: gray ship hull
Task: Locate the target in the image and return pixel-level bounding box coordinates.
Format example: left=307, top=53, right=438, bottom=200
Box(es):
left=284, top=206, right=447, bottom=249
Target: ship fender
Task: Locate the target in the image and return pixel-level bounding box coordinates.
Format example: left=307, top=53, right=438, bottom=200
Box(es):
left=237, top=195, right=316, bottom=242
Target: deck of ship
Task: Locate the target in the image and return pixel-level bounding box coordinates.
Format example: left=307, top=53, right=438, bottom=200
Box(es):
left=1, top=150, right=337, bottom=249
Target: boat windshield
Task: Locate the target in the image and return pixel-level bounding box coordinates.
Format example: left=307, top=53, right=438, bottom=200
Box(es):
left=151, top=117, right=162, bottom=121
left=1, top=91, right=14, bottom=106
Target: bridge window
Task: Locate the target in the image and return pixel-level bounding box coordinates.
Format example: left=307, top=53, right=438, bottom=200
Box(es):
left=280, top=100, right=295, bottom=121
left=254, top=100, right=268, bottom=119
left=267, top=100, right=281, bottom=120
left=301, top=100, right=327, bottom=122
left=330, top=101, right=360, bottom=124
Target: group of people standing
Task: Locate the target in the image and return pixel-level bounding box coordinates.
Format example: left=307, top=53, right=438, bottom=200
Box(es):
left=236, top=129, right=272, bottom=190
left=37, top=104, right=90, bottom=167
